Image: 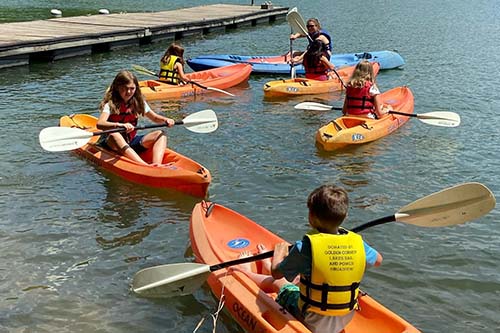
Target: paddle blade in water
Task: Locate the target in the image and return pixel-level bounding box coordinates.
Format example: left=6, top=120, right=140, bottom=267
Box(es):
left=39, top=127, right=93, bottom=151
left=132, top=263, right=211, bottom=298
left=396, top=182, right=495, bottom=227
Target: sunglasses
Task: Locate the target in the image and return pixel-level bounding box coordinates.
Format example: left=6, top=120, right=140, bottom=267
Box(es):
left=306, top=24, right=316, bottom=28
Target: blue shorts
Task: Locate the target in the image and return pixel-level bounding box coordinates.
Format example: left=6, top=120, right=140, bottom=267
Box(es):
left=98, top=134, right=147, bottom=154
left=276, top=284, right=301, bottom=318
left=128, top=135, right=147, bottom=153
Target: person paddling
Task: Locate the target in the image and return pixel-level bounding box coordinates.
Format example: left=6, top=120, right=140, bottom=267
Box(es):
left=158, top=43, right=190, bottom=85
left=96, top=70, right=175, bottom=166
left=294, top=40, right=336, bottom=81
left=234, top=184, right=383, bottom=333
left=342, top=60, right=388, bottom=119
left=291, top=18, right=333, bottom=59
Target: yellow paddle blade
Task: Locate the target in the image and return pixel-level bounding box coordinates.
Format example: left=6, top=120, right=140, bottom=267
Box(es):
left=396, top=182, right=495, bottom=227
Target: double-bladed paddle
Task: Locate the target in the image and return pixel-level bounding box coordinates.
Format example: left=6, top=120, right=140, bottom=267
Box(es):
left=131, top=64, right=235, bottom=97
left=294, top=101, right=461, bottom=127
left=131, top=182, right=495, bottom=298
left=39, top=109, right=218, bottom=152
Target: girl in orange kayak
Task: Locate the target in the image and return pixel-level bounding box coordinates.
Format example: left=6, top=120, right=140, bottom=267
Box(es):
left=158, top=43, right=190, bottom=85
left=96, top=70, right=175, bottom=166
left=342, top=60, right=387, bottom=119
left=295, top=39, right=336, bottom=81
left=234, top=184, right=383, bottom=333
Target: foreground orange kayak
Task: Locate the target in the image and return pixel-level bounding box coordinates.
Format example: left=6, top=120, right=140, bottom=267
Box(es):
left=190, top=201, right=421, bottom=333
left=139, top=63, right=251, bottom=100
left=263, top=62, right=380, bottom=97
left=59, top=114, right=211, bottom=197
left=316, top=86, right=414, bottom=151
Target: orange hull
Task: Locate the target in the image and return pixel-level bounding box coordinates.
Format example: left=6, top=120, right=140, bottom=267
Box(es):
left=190, top=202, right=420, bottom=333
left=316, top=86, right=414, bottom=151
left=59, top=114, right=211, bottom=197
left=139, top=63, right=251, bottom=100
left=263, top=63, right=380, bottom=97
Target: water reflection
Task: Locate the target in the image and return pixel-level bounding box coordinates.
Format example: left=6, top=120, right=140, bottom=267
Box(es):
left=94, top=173, right=199, bottom=250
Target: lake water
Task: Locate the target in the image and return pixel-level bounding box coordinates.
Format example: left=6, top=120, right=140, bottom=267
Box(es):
left=1, top=0, right=499, bottom=332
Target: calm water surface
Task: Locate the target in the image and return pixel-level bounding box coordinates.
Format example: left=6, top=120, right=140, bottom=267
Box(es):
left=1, top=0, right=499, bottom=332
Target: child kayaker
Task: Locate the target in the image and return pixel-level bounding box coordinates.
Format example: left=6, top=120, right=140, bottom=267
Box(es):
left=234, top=184, right=383, bottom=333
left=158, top=43, right=190, bottom=85
left=342, top=60, right=387, bottom=119
left=96, top=70, right=175, bottom=166
left=294, top=39, right=336, bottom=81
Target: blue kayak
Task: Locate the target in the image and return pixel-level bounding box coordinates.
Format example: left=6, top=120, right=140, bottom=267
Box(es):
left=187, top=50, right=405, bottom=74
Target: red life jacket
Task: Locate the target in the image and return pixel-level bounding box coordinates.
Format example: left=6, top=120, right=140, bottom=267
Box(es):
left=345, top=82, right=375, bottom=115
left=303, top=52, right=329, bottom=81
left=107, top=103, right=138, bottom=141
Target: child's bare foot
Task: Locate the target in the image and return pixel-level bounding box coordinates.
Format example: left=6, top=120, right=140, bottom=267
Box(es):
left=257, top=244, right=272, bottom=274
left=233, top=251, right=253, bottom=273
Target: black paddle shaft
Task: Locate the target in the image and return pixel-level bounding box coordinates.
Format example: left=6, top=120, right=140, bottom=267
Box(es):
left=91, top=123, right=175, bottom=137
left=351, top=215, right=396, bottom=233
left=209, top=215, right=397, bottom=271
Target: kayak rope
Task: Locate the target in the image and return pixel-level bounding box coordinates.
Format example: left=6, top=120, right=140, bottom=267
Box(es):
left=192, top=270, right=229, bottom=333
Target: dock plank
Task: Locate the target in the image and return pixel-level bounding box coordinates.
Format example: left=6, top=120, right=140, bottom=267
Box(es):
left=0, top=4, right=288, bottom=68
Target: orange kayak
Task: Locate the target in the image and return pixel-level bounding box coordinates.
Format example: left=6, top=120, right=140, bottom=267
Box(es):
left=190, top=201, right=421, bottom=333
left=316, top=86, right=414, bottom=151
left=263, top=63, right=380, bottom=97
left=139, top=63, right=251, bottom=100
left=59, top=114, right=211, bottom=197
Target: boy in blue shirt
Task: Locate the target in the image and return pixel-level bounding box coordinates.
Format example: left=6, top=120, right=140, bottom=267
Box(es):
left=235, top=184, right=382, bottom=333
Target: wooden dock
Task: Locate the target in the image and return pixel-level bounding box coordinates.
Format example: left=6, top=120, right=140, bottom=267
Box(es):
left=0, top=4, right=288, bottom=69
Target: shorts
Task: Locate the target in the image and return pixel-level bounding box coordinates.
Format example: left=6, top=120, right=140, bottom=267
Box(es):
left=97, top=134, right=147, bottom=154
left=276, top=284, right=301, bottom=318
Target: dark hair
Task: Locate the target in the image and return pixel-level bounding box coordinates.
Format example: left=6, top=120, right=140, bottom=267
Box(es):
left=304, top=40, right=327, bottom=70
left=161, top=43, right=185, bottom=65
left=307, top=184, right=348, bottom=228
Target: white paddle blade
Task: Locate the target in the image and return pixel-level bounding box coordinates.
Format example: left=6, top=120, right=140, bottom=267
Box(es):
left=294, top=102, right=333, bottom=111
left=417, top=111, right=461, bottom=127
left=206, top=87, right=235, bottom=97
left=182, top=109, right=218, bottom=133
left=395, top=182, right=495, bottom=227
left=39, top=127, right=93, bottom=151
left=286, top=7, right=307, bottom=35
left=132, top=263, right=211, bottom=298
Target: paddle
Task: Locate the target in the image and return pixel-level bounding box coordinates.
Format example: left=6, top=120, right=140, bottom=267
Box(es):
left=285, top=9, right=347, bottom=88
left=286, top=7, right=302, bottom=79
left=39, top=109, right=218, bottom=152
left=131, top=64, right=235, bottom=97
left=294, top=102, right=461, bottom=127
left=131, top=182, right=495, bottom=298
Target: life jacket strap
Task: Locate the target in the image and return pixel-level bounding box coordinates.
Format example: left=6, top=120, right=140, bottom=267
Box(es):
left=300, top=277, right=360, bottom=311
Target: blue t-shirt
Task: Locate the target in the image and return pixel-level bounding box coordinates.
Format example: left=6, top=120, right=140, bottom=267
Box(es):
left=278, top=234, right=379, bottom=283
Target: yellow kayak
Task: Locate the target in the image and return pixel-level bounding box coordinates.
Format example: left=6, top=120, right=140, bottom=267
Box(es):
left=316, top=86, right=414, bottom=151
left=263, top=63, right=380, bottom=97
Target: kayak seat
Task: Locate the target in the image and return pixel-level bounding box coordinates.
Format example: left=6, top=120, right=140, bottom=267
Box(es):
left=342, top=118, right=368, bottom=129
left=355, top=52, right=372, bottom=60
